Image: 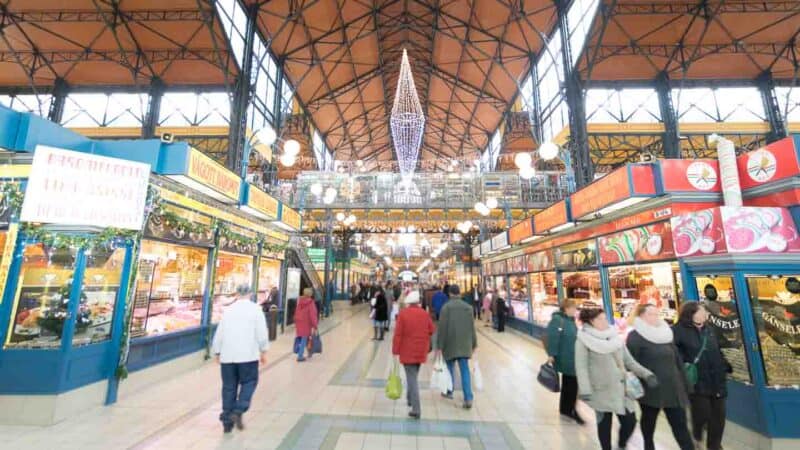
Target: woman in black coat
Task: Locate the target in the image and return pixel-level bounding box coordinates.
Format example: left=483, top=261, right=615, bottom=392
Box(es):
left=372, top=287, right=389, bottom=341
left=495, top=294, right=508, bottom=332
left=626, top=304, right=694, bottom=450
left=672, top=302, right=732, bottom=450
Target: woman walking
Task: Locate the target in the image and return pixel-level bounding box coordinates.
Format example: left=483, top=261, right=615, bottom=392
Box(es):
left=575, top=308, right=657, bottom=450
left=372, top=286, right=389, bottom=340
left=392, top=291, right=435, bottom=419
left=673, top=302, right=732, bottom=450
left=481, top=288, right=493, bottom=327
left=293, top=288, right=318, bottom=362
left=495, top=293, right=508, bottom=332
left=626, top=304, right=694, bottom=450
left=545, top=299, right=583, bottom=424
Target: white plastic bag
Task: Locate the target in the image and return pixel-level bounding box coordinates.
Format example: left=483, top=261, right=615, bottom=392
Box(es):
left=439, top=363, right=453, bottom=395
left=472, top=360, right=484, bottom=391
left=430, top=353, right=445, bottom=391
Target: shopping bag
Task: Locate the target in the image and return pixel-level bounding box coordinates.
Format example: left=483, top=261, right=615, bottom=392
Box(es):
left=430, top=354, right=445, bottom=391
left=310, top=331, right=323, bottom=355
left=472, top=360, right=484, bottom=391
left=439, top=364, right=453, bottom=395
left=537, top=362, right=560, bottom=393
left=385, top=362, right=403, bottom=400
left=624, top=372, right=645, bottom=400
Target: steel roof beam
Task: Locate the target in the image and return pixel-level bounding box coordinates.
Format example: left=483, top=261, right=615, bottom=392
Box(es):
left=4, top=9, right=213, bottom=22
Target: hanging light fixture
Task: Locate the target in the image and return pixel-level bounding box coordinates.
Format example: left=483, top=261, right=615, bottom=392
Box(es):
left=538, top=141, right=560, bottom=161
left=486, top=197, right=498, bottom=209
left=310, top=182, right=323, bottom=196
left=514, top=152, right=532, bottom=169
left=520, top=165, right=537, bottom=180
left=256, top=126, right=277, bottom=146
left=283, top=139, right=301, bottom=156
left=336, top=212, right=346, bottom=221
left=390, top=49, right=425, bottom=182
left=280, top=154, right=296, bottom=167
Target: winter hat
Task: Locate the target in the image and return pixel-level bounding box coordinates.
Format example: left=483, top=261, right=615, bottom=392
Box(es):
left=404, top=291, right=421, bottom=304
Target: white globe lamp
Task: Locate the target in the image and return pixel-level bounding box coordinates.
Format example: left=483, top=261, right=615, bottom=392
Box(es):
left=519, top=165, right=537, bottom=180
left=538, top=141, right=560, bottom=161
left=336, top=212, right=346, bottom=221
left=310, top=182, right=323, bottom=196
left=280, top=154, right=296, bottom=167
left=486, top=197, right=498, bottom=209
left=514, top=152, right=532, bottom=169
left=325, top=187, right=337, bottom=199
left=283, top=139, right=301, bottom=156
left=256, top=126, right=277, bottom=146
left=474, top=201, right=486, bottom=214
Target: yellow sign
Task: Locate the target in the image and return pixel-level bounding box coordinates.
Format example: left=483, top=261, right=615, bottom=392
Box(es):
left=265, top=229, right=289, bottom=242
left=0, top=224, right=18, bottom=305
left=280, top=205, right=302, bottom=231
left=157, top=187, right=270, bottom=235
left=246, top=184, right=279, bottom=220
left=0, top=165, right=31, bottom=179
left=186, top=148, right=240, bottom=201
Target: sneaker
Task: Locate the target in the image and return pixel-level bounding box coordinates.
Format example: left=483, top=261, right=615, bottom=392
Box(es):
left=297, top=357, right=306, bottom=362
left=463, top=401, right=473, bottom=410
left=223, top=423, right=234, bottom=434
left=441, top=392, right=454, bottom=399
left=408, top=411, right=420, bottom=419
left=231, top=412, right=244, bottom=430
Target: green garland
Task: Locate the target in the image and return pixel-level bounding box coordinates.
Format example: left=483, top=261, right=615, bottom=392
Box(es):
left=1, top=182, right=24, bottom=215
left=21, top=223, right=137, bottom=250
left=152, top=202, right=213, bottom=236
left=262, top=241, right=288, bottom=254
left=218, top=222, right=260, bottom=247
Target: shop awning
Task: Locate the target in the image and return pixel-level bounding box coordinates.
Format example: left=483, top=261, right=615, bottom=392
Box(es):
left=508, top=217, right=534, bottom=244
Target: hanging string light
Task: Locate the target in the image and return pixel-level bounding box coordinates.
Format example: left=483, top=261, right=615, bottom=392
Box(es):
left=390, top=49, right=425, bottom=182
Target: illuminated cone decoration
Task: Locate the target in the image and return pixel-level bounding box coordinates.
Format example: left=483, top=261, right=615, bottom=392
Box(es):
left=391, top=49, right=425, bottom=182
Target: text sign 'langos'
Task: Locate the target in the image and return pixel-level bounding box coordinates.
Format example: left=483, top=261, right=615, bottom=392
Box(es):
left=20, top=146, right=151, bottom=230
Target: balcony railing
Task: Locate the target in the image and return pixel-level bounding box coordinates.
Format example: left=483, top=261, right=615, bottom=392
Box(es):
left=271, top=171, right=569, bottom=210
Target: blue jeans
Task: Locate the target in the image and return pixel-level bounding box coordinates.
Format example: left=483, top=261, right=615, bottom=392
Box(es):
left=446, top=358, right=473, bottom=402
left=220, top=361, right=259, bottom=425
left=296, top=336, right=308, bottom=360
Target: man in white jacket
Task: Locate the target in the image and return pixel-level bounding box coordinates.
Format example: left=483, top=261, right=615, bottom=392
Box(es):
left=211, top=284, right=269, bottom=433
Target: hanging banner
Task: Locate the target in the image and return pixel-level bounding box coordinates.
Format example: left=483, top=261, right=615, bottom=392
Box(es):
left=278, top=204, right=302, bottom=231
left=570, top=164, right=658, bottom=220
left=185, top=148, right=241, bottom=202
left=737, top=136, right=800, bottom=190
left=480, top=240, right=492, bottom=255
left=20, top=146, right=150, bottom=230
left=658, top=159, right=721, bottom=193
left=508, top=218, right=534, bottom=244
left=598, top=221, right=675, bottom=264
left=491, top=232, right=508, bottom=250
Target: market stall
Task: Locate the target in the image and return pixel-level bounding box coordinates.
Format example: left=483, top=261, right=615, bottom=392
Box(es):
left=527, top=249, right=558, bottom=328
left=556, top=239, right=603, bottom=311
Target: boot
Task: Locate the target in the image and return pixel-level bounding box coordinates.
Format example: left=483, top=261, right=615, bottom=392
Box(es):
left=378, top=327, right=385, bottom=340
left=372, top=327, right=378, bottom=340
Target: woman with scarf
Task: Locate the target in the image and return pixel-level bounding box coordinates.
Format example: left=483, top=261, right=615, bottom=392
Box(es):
left=575, top=308, right=657, bottom=450
left=626, top=304, right=694, bottom=450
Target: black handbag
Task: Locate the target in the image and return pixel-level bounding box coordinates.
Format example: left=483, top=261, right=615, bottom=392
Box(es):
left=537, top=362, right=561, bottom=393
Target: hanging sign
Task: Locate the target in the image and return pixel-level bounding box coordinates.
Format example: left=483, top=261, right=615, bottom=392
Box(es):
left=278, top=204, right=302, bottom=231
left=671, top=206, right=800, bottom=257
left=534, top=199, right=570, bottom=234
left=491, top=231, right=508, bottom=250
left=737, top=136, right=800, bottom=190
left=185, top=148, right=241, bottom=202
left=480, top=240, right=492, bottom=255
left=20, top=146, right=150, bottom=230
left=508, top=218, right=534, bottom=244
left=598, top=221, right=675, bottom=264
left=570, top=164, right=658, bottom=220
left=658, top=159, right=721, bottom=193
left=472, top=245, right=480, bottom=260
left=241, top=184, right=279, bottom=220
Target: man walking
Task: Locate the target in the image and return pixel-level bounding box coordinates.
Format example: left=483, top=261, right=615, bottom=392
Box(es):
left=212, top=284, right=269, bottom=433
left=437, top=285, right=478, bottom=409
left=431, top=283, right=449, bottom=320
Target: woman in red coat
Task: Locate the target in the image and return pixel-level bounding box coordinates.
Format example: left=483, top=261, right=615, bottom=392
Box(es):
left=392, top=290, right=435, bottom=419
left=294, top=288, right=318, bottom=362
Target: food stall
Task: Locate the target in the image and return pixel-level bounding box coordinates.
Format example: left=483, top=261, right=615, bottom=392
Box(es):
left=527, top=249, right=558, bottom=329
left=556, top=239, right=603, bottom=311
left=210, top=225, right=257, bottom=324
left=507, top=254, right=530, bottom=322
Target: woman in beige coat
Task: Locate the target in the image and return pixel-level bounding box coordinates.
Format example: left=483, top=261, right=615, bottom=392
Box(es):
left=575, top=308, right=657, bottom=450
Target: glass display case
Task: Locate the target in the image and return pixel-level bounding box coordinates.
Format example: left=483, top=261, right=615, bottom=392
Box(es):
left=562, top=271, right=603, bottom=311
left=130, top=241, right=208, bottom=338
left=257, top=258, right=281, bottom=307
left=211, top=251, right=254, bottom=323
left=508, top=275, right=530, bottom=321
left=745, top=275, right=800, bottom=386
left=494, top=275, right=506, bottom=297
left=72, top=247, right=126, bottom=346
left=608, top=261, right=682, bottom=334
left=5, top=244, right=78, bottom=349
left=530, top=271, right=559, bottom=326
left=696, top=275, right=751, bottom=383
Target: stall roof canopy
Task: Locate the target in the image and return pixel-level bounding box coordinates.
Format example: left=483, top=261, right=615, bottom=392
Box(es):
left=255, top=0, right=557, bottom=167
left=0, top=0, right=236, bottom=87
left=578, top=0, right=800, bottom=83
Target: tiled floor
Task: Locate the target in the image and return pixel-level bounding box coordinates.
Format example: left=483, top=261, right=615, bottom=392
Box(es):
left=0, top=305, right=752, bottom=449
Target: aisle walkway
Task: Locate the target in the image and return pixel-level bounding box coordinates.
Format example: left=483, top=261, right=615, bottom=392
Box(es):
left=0, top=305, right=747, bottom=450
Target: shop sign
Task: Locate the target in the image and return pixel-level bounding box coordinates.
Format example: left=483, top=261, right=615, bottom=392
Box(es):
left=598, top=221, right=675, bottom=264
left=242, top=184, right=279, bottom=220
left=186, top=148, right=241, bottom=202
left=508, top=255, right=526, bottom=273
left=671, top=206, right=800, bottom=257
left=480, top=240, right=492, bottom=256
left=307, top=248, right=326, bottom=264
left=533, top=199, right=569, bottom=233
left=472, top=245, right=480, bottom=260
left=555, top=239, right=597, bottom=269
left=527, top=249, right=554, bottom=272
left=491, top=232, right=508, bottom=250
left=737, top=136, right=799, bottom=190
left=279, top=204, right=302, bottom=231
left=658, top=159, right=721, bottom=193
left=508, top=218, right=533, bottom=244
left=570, top=164, right=658, bottom=220
left=21, top=146, right=151, bottom=230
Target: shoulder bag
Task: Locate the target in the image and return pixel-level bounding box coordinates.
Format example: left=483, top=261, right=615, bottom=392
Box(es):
left=684, top=331, right=708, bottom=387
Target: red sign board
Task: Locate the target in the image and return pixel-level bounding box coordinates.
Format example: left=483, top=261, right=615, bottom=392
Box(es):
left=534, top=200, right=569, bottom=233
left=659, top=159, right=721, bottom=193
left=599, top=221, right=675, bottom=264
left=509, top=218, right=534, bottom=244
left=671, top=206, right=800, bottom=257
left=737, top=136, right=800, bottom=190
left=570, top=164, right=658, bottom=219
